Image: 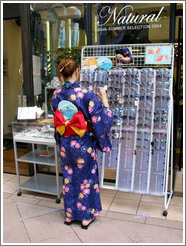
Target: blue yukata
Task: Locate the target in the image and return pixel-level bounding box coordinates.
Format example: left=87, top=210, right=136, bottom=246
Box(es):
left=52, top=81, right=113, bottom=221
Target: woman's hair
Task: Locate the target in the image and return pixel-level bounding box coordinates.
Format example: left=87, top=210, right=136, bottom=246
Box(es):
left=57, top=58, right=79, bottom=82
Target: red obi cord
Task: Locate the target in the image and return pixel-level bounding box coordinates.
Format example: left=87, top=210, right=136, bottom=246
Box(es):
left=54, top=109, right=89, bottom=137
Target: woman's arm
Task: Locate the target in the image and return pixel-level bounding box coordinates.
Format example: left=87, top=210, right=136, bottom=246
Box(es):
left=96, top=87, right=109, bottom=107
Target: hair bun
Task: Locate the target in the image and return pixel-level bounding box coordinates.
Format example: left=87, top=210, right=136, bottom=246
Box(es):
left=57, top=58, right=79, bottom=81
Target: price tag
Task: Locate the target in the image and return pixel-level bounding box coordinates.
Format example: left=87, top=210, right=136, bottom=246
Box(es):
left=135, top=100, right=138, bottom=106
left=117, top=119, right=121, bottom=125
left=114, top=132, right=119, bottom=138
left=119, top=99, right=123, bottom=104
left=104, top=85, right=108, bottom=91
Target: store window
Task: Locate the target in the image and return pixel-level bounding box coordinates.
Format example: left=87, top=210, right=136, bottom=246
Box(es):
left=30, top=3, right=86, bottom=116
left=92, top=3, right=171, bottom=45
left=30, top=2, right=174, bottom=116
left=30, top=3, right=87, bottom=175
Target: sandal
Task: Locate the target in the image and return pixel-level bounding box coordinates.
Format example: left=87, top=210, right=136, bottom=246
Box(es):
left=64, top=218, right=74, bottom=226
left=81, top=217, right=95, bottom=230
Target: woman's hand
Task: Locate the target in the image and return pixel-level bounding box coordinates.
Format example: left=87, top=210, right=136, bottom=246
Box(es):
left=96, top=87, right=107, bottom=100
left=116, top=54, right=131, bottom=64
left=116, top=54, right=124, bottom=61
left=96, top=87, right=109, bottom=107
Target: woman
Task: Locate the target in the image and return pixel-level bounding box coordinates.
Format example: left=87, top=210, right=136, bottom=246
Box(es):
left=52, top=58, right=113, bottom=229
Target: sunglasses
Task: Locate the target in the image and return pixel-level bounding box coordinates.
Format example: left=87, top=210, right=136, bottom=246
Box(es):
left=156, top=88, right=170, bottom=95
left=124, top=81, right=138, bottom=86
left=94, top=81, right=105, bottom=87
left=109, top=80, right=121, bottom=87
left=113, top=119, right=121, bottom=125
left=154, top=138, right=166, bottom=143
left=154, top=110, right=168, bottom=116
left=122, top=136, right=134, bottom=141
left=125, top=87, right=136, bottom=93
left=137, top=123, right=151, bottom=128
left=156, top=81, right=170, bottom=88
left=123, top=102, right=136, bottom=107
left=154, top=117, right=168, bottom=123
left=154, top=124, right=167, bottom=129
left=138, top=109, right=152, bottom=115
left=136, top=145, right=149, bottom=149
left=139, top=102, right=152, bottom=108
left=138, top=116, right=151, bottom=122
left=123, top=95, right=136, bottom=100
left=121, top=130, right=135, bottom=134
left=122, top=115, right=136, bottom=120
left=108, top=94, right=122, bottom=101
left=112, top=101, right=121, bottom=107
left=140, top=88, right=152, bottom=94
left=123, top=107, right=136, bottom=113
left=155, top=95, right=170, bottom=100
left=137, top=131, right=149, bottom=135
left=140, top=95, right=153, bottom=100
left=140, top=81, right=153, bottom=87
left=122, top=122, right=135, bottom=127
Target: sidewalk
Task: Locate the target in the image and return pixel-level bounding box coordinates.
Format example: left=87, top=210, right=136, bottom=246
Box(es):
left=3, top=173, right=183, bottom=244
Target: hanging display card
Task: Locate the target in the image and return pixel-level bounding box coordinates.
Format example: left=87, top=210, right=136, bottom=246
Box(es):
left=97, top=57, right=112, bottom=71
left=145, top=46, right=172, bottom=65
left=82, top=58, right=98, bottom=69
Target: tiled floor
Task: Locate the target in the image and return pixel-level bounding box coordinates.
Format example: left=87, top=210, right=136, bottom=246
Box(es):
left=3, top=172, right=184, bottom=244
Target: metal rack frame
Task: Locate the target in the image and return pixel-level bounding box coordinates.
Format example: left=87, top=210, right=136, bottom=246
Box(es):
left=13, top=136, right=62, bottom=203
left=81, top=43, right=174, bottom=68
left=81, top=43, right=174, bottom=216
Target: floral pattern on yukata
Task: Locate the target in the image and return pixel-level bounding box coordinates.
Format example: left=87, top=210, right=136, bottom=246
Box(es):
left=52, top=81, right=113, bottom=221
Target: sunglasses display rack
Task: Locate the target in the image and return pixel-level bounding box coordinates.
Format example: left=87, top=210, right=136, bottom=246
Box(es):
left=133, top=68, right=155, bottom=193
left=150, top=68, right=172, bottom=194
left=117, top=68, right=140, bottom=189
left=80, top=67, right=171, bottom=192
left=79, top=68, right=95, bottom=90
left=81, top=44, right=174, bottom=215
left=105, top=67, right=125, bottom=170
left=80, top=68, right=108, bottom=91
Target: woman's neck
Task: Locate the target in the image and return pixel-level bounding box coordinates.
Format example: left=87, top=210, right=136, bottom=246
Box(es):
left=65, top=74, right=77, bottom=83
left=65, top=79, right=75, bottom=83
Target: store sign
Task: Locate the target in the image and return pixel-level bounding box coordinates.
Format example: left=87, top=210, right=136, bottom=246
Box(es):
left=98, top=5, right=164, bottom=31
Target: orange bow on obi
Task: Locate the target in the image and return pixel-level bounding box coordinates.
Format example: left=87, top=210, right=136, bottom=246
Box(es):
left=54, top=109, right=88, bottom=137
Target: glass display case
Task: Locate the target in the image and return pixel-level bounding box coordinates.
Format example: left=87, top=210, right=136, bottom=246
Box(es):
left=12, top=119, right=55, bottom=143
left=12, top=120, right=62, bottom=203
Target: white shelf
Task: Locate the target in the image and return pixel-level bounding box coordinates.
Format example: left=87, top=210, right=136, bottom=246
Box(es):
left=17, top=149, right=56, bottom=166
left=20, top=174, right=62, bottom=195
